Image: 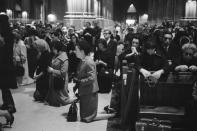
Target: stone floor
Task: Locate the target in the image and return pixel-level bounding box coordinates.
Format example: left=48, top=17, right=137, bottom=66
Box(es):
left=0, top=82, right=114, bottom=131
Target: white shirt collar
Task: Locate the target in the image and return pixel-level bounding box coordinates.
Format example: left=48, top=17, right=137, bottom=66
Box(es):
left=107, top=38, right=111, bottom=44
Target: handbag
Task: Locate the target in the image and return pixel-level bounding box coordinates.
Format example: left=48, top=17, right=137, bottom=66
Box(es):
left=67, top=99, right=79, bottom=122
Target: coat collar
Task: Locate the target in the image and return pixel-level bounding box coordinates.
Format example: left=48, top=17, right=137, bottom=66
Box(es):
left=82, top=55, right=91, bottom=62
left=56, top=52, right=68, bottom=62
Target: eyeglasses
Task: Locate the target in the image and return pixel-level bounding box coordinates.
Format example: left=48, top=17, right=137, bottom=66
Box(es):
left=164, top=37, right=172, bottom=40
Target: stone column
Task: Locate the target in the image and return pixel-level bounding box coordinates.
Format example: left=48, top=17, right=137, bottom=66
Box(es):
left=64, top=0, right=96, bottom=29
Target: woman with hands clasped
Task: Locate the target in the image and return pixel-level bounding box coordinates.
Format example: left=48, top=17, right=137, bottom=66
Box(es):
left=74, top=40, right=115, bottom=123
left=45, top=41, right=74, bottom=107
left=137, top=36, right=169, bottom=80
left=121, top=36, right=170, bottom=131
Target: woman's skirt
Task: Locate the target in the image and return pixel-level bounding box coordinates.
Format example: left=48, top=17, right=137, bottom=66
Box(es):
left=45, top=76, right=70, bottom=107
left=79, top=93, right=98, bottom=123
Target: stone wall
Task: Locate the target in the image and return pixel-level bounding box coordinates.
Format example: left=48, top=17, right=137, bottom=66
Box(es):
left=148, top=0, right=186, bottom=24
left=64, top=0, right=115, bottom=29
left=50, top=0, right=66, bottom=20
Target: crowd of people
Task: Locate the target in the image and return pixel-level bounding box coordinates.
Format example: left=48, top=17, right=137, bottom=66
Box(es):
left=0, top=12, right=197, bottom=130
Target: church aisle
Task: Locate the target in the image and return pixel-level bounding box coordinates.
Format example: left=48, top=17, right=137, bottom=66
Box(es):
left=1, top=82, right=111, bottom=131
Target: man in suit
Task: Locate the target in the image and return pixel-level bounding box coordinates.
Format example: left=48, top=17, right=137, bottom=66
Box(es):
left=83, top=22, right=94, bottom=49
left=103, top=29, right=117, bottom=69
left=160, top=30, right=182, bottom=71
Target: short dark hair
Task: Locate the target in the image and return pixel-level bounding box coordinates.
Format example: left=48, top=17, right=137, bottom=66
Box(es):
left=77, top=40, right=92, bottom=55
left=45, top=24, right=52, bottom=29
left=53, top=41, right=64, bottom=52
left=144, top=35, right=157, bottom=49
left=163, top=30, right=172, bottom=37
left=28, top=28, right=38, bottom=37
left=132, top=34, right=140, bottom=42
left=70, top=34, right=79, bottom=42
left=98, top=39, right=107, bottom=48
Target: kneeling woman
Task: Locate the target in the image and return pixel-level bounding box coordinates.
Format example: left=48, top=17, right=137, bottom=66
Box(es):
left=75, top=40, right=99, bottom=123
left=46, top=41, right=72, bottom=106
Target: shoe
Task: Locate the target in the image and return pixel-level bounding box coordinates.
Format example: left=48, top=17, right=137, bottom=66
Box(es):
left=5, top=111, right=14, bottom=127
left=7, top=105, right=16, bottom=114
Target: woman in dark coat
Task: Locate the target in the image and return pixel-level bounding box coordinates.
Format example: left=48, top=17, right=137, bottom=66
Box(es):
left=66, top=34, right=80, bottom=79
left=121, top=36, right=169, bottom=131
left=0, top=14, right=16, bottom=126
left=94, top=39, right=114, bottom=93
left=33, top=42, right=52, bottom=101
left=119, top=35, right=142, bottom=70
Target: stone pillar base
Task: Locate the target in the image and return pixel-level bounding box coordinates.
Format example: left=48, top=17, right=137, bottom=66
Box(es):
left=64, top=12, right=95, bottom=29
left=64, top=11, right=114, bottom=30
